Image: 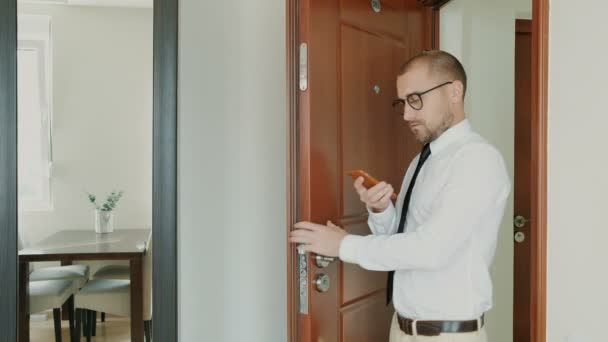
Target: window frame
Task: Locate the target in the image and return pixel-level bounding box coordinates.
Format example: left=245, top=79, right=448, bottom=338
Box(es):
left=17, top=15, right=53, bottom=212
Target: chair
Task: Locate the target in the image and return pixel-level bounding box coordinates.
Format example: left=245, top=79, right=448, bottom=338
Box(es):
left=29, top=279, right=79, bottom=342
left=86, top=237, right=134, bottom=324
left=84, top=262, right=130, bottom=325
left=19, top=234, right=89, bottom=341
left=30, top=264, right=90, bottom=292
left=74, top=239, right=152, bottom=341
left=92, top=264, right=130, bottom=280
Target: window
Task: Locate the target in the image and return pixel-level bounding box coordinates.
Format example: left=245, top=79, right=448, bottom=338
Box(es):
left=18, top=15, right=53, bottom=212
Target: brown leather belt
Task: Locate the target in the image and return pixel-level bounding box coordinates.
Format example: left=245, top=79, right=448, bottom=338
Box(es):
left=397, top=314, right=484, bottom=336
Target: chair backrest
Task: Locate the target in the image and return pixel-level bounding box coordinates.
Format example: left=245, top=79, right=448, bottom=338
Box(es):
left=143, top=235, right=153, bottom=320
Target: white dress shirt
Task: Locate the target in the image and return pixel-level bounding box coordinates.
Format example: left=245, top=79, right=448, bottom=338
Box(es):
left=339, top=119, right=511, bottom=321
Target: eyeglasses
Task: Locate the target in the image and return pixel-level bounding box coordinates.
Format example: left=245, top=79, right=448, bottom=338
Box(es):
left=392, top=81, right=453, bottom=113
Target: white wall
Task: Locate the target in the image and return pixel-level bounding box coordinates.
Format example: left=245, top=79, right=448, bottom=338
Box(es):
left=440, top=0, right=530, bottom=340
left=178, top=1, right=287, bottom=341
left=17, top=4, right=153, bottom=245
left=514, top=0, right=533, bottom=19
left=547, top=1, right=608, bottom=341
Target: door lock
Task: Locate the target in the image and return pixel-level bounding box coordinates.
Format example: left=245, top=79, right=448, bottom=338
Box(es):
left=514, top=231, right=526, bottom=243
left=371, top=0, right=382, bottom=13
left=514, top=215, right=528, bottom=228
left=314, top=274, right=331, bottom=293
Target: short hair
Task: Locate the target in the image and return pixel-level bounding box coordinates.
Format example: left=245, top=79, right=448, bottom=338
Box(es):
left=399, top=50, right=467, bottom=99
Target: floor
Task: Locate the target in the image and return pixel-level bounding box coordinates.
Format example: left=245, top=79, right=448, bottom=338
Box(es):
left=31, top=314, right=131, bottom=342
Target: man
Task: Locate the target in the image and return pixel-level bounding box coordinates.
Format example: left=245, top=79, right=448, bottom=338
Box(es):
left=289, top=50, right=511, bottom=342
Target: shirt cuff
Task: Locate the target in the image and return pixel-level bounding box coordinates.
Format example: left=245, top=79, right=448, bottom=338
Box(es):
left=367, top=204, right=396, bottom=226
left=339, top=234, right=366, bottom=265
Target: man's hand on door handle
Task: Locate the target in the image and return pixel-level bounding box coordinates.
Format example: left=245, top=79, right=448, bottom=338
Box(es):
left=289, top=220, right=348, bottom=258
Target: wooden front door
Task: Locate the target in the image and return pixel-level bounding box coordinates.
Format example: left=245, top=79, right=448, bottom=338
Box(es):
left=293, top=1, right=435, bottom=341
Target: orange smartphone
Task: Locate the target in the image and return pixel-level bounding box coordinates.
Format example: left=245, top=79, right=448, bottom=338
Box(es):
left=348, top=169, right=397, bottom=201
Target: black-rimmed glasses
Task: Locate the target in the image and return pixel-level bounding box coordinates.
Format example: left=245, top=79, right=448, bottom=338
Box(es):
left=392, top=81, right=453, bottom=113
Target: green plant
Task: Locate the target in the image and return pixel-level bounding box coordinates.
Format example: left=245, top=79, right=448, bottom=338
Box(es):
left=87, top=190, right=124, bottom=212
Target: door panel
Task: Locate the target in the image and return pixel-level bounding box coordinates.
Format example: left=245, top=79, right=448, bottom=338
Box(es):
left=340, top=24, right=412, bottom=218
left=340, top=292, right=393, bottom=342
left=340, top=221, right=385, bottom=304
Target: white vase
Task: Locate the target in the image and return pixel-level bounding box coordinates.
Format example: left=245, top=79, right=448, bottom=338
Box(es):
left=95, top=210, right=114, bottom=234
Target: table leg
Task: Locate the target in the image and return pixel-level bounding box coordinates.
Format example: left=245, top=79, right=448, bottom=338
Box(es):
left=19, top=260, right=30, bottom=342
left=61, top=260, right=72, bottom=321
left=130, top=257, right=144, bottom=342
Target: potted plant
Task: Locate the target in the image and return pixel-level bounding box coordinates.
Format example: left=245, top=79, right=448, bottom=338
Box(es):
left=87, top=190, right=124, bottom=233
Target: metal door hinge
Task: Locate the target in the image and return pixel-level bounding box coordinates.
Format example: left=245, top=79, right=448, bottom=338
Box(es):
left=299, top=43, right=308, bottom=91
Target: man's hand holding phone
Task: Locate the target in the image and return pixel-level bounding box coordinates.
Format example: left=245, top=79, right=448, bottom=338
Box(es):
left=351, top=171, right=395, bottom=213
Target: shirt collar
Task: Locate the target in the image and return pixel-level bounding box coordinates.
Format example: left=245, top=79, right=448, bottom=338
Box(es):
left=429, top=118, right=473, bottom=155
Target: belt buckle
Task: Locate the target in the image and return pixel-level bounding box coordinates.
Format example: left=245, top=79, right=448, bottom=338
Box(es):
left=416, top=321, right=441, bottom=336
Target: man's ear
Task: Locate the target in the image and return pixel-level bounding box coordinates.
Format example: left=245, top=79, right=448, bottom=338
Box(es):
left=451, top=80, right=464, bottom=102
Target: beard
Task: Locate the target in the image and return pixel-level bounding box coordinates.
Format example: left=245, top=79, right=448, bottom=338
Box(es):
left=411, top=110, right=454, bottom=145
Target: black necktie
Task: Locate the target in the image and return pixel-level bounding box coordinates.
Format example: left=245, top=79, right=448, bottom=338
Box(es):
left=386, top=143, right=432, bottom=305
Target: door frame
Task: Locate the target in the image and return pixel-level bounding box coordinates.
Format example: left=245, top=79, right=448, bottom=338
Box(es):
left=285, top=0, right=549, bottom=341
left=0, top=0, right=179, bottom=340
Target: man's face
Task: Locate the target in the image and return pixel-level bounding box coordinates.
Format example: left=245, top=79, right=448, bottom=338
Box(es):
left=396, top=63, right=456, bottom=145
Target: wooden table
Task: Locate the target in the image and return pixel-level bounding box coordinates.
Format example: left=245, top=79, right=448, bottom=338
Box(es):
left=18, top=229, right=151, bottom=342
